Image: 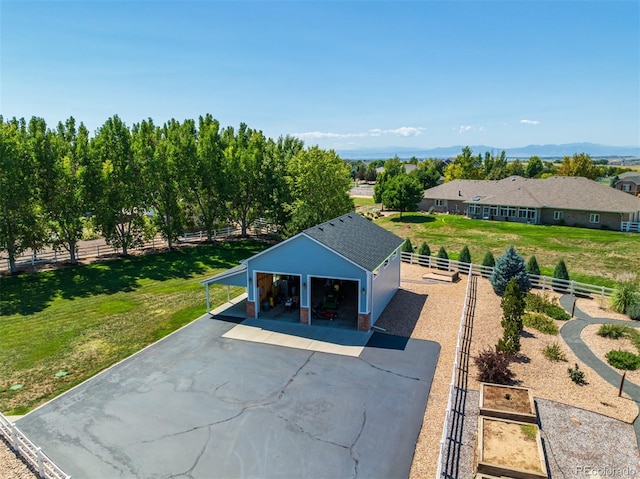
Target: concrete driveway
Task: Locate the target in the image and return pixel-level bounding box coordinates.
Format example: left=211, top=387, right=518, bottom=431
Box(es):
left=16, top=315, right=439, bottom=479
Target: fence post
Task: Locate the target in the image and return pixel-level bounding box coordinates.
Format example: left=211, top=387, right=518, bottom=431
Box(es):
left=37, top=447, right=45, bottom=477
left=54, top=251, right=57, bottom=263
left=31, top=254, right=35, bottom=266
left=570, top=280, right=575, bottom=296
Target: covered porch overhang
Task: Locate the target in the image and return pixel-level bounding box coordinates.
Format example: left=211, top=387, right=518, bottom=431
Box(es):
left=200, top=264, right=248, bottom=313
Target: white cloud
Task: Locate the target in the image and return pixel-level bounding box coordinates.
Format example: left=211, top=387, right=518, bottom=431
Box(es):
left=293, top=126, right=426, bottom=140
left=520, top=119, right=540, bottom=125
left=478, top=126, right=486, bottom=132
left=458, top=125, right=472, bottom=134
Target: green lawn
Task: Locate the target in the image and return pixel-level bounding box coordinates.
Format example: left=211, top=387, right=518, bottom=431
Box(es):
left=0, top=241, right=266, bottom=414
left=376, top=212, right=638, bottom=287
left=353, top=196, right=377, bottom=207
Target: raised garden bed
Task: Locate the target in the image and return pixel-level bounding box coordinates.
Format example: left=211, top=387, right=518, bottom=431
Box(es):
left=477, top=416, right=548, bottom=479
left=479, top=383, right=536, bottom=424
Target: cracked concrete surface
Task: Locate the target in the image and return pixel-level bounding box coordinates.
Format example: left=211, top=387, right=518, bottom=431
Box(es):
left=16, top=316, right=439, bottom=478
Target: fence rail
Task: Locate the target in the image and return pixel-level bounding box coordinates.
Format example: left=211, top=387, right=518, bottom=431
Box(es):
left=1, top=227, right=242, bottom=272
left=0, top=412, right=70, bottom=479
left=435, top=271, right=475, bottom=478
left=622, top=221, right=640, bottom=233
left=400, top=251, right=615, bottom=297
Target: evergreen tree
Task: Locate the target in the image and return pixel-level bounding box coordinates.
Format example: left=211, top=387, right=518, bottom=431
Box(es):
left=481, top=251, right=495, bottom=277
left=496, top=316, right=521, bottom=356
left=401, top=238, right=414, bottom=253
left=437, top=246, right=449, bottom=270
left=526, top=255, right=541, bottom=276
left=489, top=245, right=531, bottom=295
left=418, top=241, right=430, bottom=256
left=553, top=259, right=570, bottom=290
left=459, top=245, right=471, bottom=273
left=501, top=278, right=526, bottom=332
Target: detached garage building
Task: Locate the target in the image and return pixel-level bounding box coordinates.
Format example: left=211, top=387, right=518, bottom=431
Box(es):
left=202, top=213, right=404, bottom=331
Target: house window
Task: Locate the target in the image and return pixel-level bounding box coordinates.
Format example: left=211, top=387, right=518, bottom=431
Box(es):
left=435, top=199, right=445, bottom=207
left=623, top=184, right=631, bottom=192
left=490, top=206, right=498, bottom=216
left=468, top=205, right=481, bottom=215
left=507, top=207, right=517, bottom=218
left=518, top=208, right=536, bottom=220
left=590, top=213, right=600, bottom=223
left=554, top=211, right=563, bottom=221
left=383, top=259, right=389, bottom=269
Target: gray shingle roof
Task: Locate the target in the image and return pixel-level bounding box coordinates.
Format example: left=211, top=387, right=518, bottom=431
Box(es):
left=303, top=213, right=404, bottom=272
left=423, top=176, right=640, bottom=213
left=617, top=172, right=640, bottom=184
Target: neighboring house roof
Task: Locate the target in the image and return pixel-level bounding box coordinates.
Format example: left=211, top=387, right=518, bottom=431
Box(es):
left=616, top=172, right=640, bottom=184
left=303, top=213, right=404, bottom=272
left=375, top=164, right=418, bottom=174
left=423, top=176, right=640, bottom=213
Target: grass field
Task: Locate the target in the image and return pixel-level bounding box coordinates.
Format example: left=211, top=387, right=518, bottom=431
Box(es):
left=0, top=241, right=266, bottom=414
left=353, top=196, right=377, bottom=207
left=375, top=212, right=638, bottom=287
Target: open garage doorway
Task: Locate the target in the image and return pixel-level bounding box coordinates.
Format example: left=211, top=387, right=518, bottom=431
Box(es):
left=309, top=277, right=359, bottom=329
left=256, top=272, right=301, bottom=323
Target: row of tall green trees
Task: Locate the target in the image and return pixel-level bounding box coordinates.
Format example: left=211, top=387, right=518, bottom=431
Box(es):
left=0, top=115, right=354, bottom=273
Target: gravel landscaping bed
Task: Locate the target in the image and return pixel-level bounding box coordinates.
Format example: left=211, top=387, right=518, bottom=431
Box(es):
left=582, top=324, right=640, bottom=385
left=451, top=393, right=640, bottom=478
left=0, top=437, right=37, bottom=479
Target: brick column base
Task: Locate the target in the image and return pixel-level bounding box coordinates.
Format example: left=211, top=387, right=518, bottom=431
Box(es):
left=300, top=307, right=310, bottom=325
left=246, top=301, right=256, bottom=319
left=358, top=313, right=371, bottom=332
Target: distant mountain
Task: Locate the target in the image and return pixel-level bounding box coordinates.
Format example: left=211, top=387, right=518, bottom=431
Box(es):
left=337, top=143, right=640, bottom=160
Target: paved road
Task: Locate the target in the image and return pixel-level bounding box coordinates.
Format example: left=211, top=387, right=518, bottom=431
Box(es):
left=558, top=295, right=640, bottom=449
left=17, top=316, right=439, bottom=479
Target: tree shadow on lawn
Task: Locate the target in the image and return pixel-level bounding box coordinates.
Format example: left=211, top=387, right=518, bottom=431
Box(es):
left=0, top=241, right=264, bottom=316
left=390, top=214, right=436, bottom=224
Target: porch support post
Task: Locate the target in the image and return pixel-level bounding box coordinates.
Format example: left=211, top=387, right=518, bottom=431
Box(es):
left=205, top=283, right=210, bottom=313
left=227, top=285, right=230, bottom=302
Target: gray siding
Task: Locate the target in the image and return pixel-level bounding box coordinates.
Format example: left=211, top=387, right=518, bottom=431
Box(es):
left=371, top=248, right=401, bottom=324
left=247, top=235, right=368, bottom=312
left=419, top=198, right=466, bottom=214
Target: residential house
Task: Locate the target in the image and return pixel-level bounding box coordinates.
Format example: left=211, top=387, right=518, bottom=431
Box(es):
left=420, top=176, right=640, bottom=231
left=613, top=171, right=640, bottom=196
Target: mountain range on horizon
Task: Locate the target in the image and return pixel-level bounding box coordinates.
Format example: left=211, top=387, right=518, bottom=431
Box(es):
left=337, top=142, right=640, bottom=160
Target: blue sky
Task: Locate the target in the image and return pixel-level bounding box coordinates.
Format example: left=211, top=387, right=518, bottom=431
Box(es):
left=2, top=1, right=639, bottom=151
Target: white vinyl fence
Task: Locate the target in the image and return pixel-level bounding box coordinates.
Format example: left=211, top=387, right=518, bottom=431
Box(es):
left=400, top=251, right=615, bottom=297
left=0, top=412, right=70, bottom=479
left=622, top=221, right=640, bottom=233
left=1, top=227, right=242, bottom=272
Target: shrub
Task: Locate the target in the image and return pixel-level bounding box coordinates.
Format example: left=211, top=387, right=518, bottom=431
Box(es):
left=610, top=280, right=639, bottom=315
left=502, top=278, right=525, bottom=332
left=489, top=245, right=531, bottom=296
left=628, top=301, right=640, bottom=321
left=568, top=363, right=586, bottom=385
left=481, top=251, right=495, bottom=278
left=437, top=246, right=449, bottom=270
left=458, top=246, right=471, bottom=273
left=475, top=348, right=515, bottom=384
left=523, top=312, right=559, bottom=335
left=544, top=305, right=571, bottom=321
left=552, top=259, right=570, bottom=291
left=401, top=238, right=414, bottom=253
left=496, top=318, right=521, bottom=356
left=605, top=350, right=640, bottom=371
left=526, top=255, right=541, bottom=276
left=417, top=241, right=431, bottom=257
left=543, top=342, right=568, bottom=362
left=525, top=292, right=547, bottom=313
left=597, top=324, right=629, bottom=340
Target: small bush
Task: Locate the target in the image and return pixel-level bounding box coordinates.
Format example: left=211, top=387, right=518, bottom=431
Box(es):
left=401, top=238, right=414, bottom=253
left=474, top=348, right=515, bottom=384
left=544, top=305, right=571, bottom=321
left=481, top=251, right=495, bottom=277
left=543, top=342, right=568, bottom=362
left=628, top=301, right=640, bottom=321
left=417, top=241, right=431, bottom=257
left=597, top=324, right=630, bottom=340
left=605, top=350, right=640, bottom=371
left=525, top=292, right=547, bottom=313
left=459, top=245, right=471, bottom=273
left=520, top=424, right=537, bottom=440
left=568, top=363, right=586, bottom=385
left=526, top=255, right=541, bottom=276
left=523, top=312, right=559, bottom=335
left=610, top=280, right=640, bottom=315
left=553, top=259, right=570, bottom=291
left=437, top=246, right=449, bottom=270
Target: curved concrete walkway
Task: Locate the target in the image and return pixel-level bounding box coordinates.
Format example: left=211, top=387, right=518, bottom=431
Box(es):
left=558, top=295, right=640, bottom=449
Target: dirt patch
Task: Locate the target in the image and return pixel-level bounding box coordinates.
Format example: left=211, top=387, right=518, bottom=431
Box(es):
left=576, top=297, right=631, bottom=321
left=483, top=385, right=532, bottom=414
left=482, top=419, right=542, bottom=473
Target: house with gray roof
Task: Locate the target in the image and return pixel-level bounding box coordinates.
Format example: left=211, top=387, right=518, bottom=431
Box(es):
left=419, top=176, right=640, bottom=231
left=613, top=171, right=640, bottom=196
left=201, top=213, right=404, bottom=331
